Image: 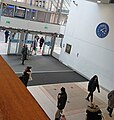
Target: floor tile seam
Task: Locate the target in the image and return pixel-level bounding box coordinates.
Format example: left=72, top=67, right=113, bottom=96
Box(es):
left=38, top=86, right=56, bottom=105
left=65, top=108, right=86, bottom=116
left=28, top=86, right=53, bottom=102
left=28, top=86, right=57, bottom=120
left=28, top=87, right=56, bottom=113
left=15, top=70, right=74, bottom=74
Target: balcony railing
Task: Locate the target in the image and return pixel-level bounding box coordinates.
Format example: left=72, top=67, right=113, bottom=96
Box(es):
left=1, top=1, right=68, bottom=25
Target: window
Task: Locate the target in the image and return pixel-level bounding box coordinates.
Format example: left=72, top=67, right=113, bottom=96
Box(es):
left=2, top=4, right=14, bottom=17
left=14, top=6, right=26, bottom=18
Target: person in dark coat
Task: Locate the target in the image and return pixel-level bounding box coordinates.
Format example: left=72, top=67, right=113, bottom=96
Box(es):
left=19, top=66, right=32, bottom=87
left=55, top=87, right=67, bottom=120
left=5, top=30, right=9, bottom=43
left=107, top=90, right=114, bottom=117
left=39, top=37, right=44, bottom=50
left=86, top=75, right=100, bottom=102
left=21, top=44, right=28, bottom=65
left=31, top=36, right=38, bottom=55
left=86, top=103, right=102, bottom=120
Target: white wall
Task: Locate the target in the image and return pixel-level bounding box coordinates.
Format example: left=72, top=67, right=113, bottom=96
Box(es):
left=59, top=0, right=114, bottom=91
left=0, top=16, right=60, bottom=33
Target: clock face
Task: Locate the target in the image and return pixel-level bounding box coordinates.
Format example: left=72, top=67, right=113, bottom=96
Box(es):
left=96, top=22, right=109, bottom=38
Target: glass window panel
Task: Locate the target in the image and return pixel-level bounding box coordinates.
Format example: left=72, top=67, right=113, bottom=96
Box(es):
left=26, top=0, right=31, bottom=4
left=26, top=9, right=31, bottom=20
left=50, top=13, right=58, bottom=24
left=17, top=0, right=25, bottom=2
left=14, top=6, right=26, bottom=18
left=31, top=9, right=36, bottom=20
left=53, top=37, right=62, bottom=54
left=51, top=4, right=56, bottom=12
left=2, top=4, right=14, bottom=17
left=45, top=12, right=51, bottom=23
left=37, top=11, right=45, bottom=22
left=26, top=9, right=37, bottom=20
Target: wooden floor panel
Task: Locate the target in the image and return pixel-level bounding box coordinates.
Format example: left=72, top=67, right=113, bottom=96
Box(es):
left=0, top=56, right=50, bottom=120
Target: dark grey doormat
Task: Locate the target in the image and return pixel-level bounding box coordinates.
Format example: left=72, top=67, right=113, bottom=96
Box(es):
left=17, top=71, right=88, bottom=86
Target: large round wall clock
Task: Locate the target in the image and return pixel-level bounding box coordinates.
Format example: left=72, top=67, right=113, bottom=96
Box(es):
left=96, top=22, right=109, bottom=38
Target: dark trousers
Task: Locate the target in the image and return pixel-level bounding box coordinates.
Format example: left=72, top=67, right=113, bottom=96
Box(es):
left=5, top=35, right=8, bottom=43
left=22, top=54, right=26, bottom=65
left=87, top=92, right=93, bottom=102
left=107, top=106, right=113, bottom=117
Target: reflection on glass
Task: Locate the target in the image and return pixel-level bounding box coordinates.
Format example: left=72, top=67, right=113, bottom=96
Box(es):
left=26, top=9, right=30, bottom=19
left=26, top=9, right=36, bottom=20
left=14, top=6, right=26, bottom=18
left=26, top=0, right=31, bottom=4
left=31, top=9, right=36, bottom=20
left=37, top=11, right=45, bottom=22
left=2, top=4, right=14, bottom=17
left=53, top=38, right=62, bottom=54
left=16, top=0, right=25, bottom=2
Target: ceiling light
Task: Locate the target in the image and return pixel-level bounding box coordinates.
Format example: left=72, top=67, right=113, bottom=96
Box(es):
left=73, top=1, right=78, bottom=6
left=97, top=0, right=101, bottom=3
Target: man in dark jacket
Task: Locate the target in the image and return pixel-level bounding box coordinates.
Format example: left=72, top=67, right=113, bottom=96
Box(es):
left=5, top=30, right=9, bottom=43
left=86, top=75, right=100, bottom=102
left=55, top=87, right=67, bottom=120
left=21, top=44, right=28, bottom=65
left=19, top=66, right=32, bottom=87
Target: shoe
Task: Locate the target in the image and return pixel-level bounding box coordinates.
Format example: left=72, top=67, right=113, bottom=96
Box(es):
left=85, top=98, right=90, bottom=101
left=109, top=113, right=112, bottom=117
left=107, top=107, right=110, bottom=112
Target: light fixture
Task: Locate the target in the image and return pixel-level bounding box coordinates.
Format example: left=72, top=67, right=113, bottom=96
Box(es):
left=97, top=0, right=101, bottom=3
left=73, top=1, right=78, bottom=6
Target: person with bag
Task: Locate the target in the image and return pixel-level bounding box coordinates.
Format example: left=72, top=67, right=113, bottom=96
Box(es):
left=107, top=90, right=114, bottom=117
left=55, top=87, right=67, bottom=120
left=19, top=66, right=32, bottom=87
left=86, top=75, right=100, bottom=102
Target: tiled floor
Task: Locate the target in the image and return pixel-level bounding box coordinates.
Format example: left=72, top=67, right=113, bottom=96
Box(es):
left=28, top=82, right=113, bottom=120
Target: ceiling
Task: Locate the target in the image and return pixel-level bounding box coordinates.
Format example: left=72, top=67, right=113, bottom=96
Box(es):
left=86, top=0, right=114, bottom=3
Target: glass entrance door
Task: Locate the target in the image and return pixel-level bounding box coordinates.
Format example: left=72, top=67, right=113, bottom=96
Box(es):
left=7, top=32, right=21, bottom=54
left=42, top=35, right=52, bottom=55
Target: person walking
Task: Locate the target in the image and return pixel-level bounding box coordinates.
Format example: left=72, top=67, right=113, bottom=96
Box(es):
left=86, top=75, right=100, bottom=102
left=107, top=90, right=114, bottom=117
left=39, top=36, right=44, bottom=50
left=5, top=30, right=9, bottom=43
left=55, top=87, right=67, bottom=120
left=21, top=44, right=28, bottom=65
left=19, top=66, right=32, bottom=87
left=31, top=36, right=38, bottom=55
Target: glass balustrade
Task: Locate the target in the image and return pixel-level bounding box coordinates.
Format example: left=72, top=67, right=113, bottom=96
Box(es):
left=1, top=0, right=70, bottom=25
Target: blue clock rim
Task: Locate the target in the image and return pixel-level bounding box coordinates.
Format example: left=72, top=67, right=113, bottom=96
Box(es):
left=96, top=22, right=109, bottom=38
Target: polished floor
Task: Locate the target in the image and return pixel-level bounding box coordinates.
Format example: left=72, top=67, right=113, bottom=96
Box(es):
left=0, top=39, right=113, bottom=120
left=28, top=82, right=113, bottom=120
